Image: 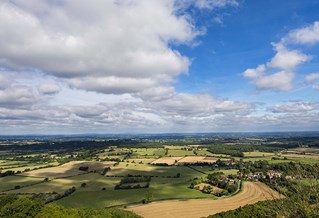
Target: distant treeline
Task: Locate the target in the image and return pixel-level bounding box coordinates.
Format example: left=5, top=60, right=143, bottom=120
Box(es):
left=0, top=139, right=164, bottom=152
left=206, top=144, right=298, bottom=157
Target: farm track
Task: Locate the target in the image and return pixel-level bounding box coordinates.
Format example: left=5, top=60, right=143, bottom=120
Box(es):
left=128, top=182, right=283, bottom=218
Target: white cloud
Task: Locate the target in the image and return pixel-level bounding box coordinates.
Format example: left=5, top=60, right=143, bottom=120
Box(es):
left=255, top=71, right=294, bottom=91
left=0, top=85, right=38, bottom=108
left=268, top=43, right=310, bottom=70
left=193, top=0, right=238, bottom=10
left=242, top=21, right=317, bottom=92
left=305, top=73, right=319, bottom=83
left=38, top=83, right=61, bottom=95
left=242, top=64, right=266, bottom=79
left=287, top=21, right=319, bottom=45
left=269, top=102, right=319, bottom=113
left=0, top=0, right=200, bottom=94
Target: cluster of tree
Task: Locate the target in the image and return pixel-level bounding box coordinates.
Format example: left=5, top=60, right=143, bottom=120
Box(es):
left=0, top=170, right=14, bottom=177
left=236, top=160, right=319, bottom=179
left=0, top=195, right=142, bottom=218
left=114, top=175, right=151, bottom=190
left=115, top=183, right=149, bottom=190
left=46, top=187, right=76, bottom=203
left=207, top=172, right=238, bottom=194
left=120, top=175, right=151, bottom=184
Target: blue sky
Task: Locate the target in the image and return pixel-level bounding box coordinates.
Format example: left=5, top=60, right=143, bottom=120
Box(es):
left=0, top=0, right=318, bottom=134
left=177, top=0, right=319, bottom=100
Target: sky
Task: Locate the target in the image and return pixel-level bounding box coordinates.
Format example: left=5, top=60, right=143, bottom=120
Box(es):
left=0, top=0, right=319, bottom=134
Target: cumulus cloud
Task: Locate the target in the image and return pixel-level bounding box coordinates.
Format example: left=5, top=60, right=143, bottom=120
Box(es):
left=242, top=64, right=266, bottom=79
left=0, top=85, right=38, bottom=108
left=242, top=21, right=319, bottom=91
left=254, top=71, right=294, bottom=91
left=305, top=73, right=319, bottom=83
left=268, top=43, right=310, bottom=70
left=287, top=21, right=319, bottom=45
left=38, top=83, right=61, bottom=95
left=0, top=0, right=200, bottom=94
left=269, top=102, right=319, bottom=113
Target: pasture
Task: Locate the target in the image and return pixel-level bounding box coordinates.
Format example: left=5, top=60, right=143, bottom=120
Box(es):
left=21, top=161, right=115, bottom=178
left=176, top=156, right=218, bottom=165
left=167, top=149, right=194, bottom=156
left=151, top=157, right=183, bottom=165
left=106, top=162, right=204, bottom=178
left=57, top=178, right=214, bottom=208
left=0, top=175, right=44, bottom=192
left=7, top=173, right=119, bottom=194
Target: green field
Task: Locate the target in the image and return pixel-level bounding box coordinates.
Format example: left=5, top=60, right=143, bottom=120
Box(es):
left=106, top=162, right=204, bottom=179
left=189, top=166, right=238, bottom=176
left=167, top=149, right=194, bottom=156
left=7, top=173, right=119, bottom=194
left=131, top=148, right=166, bottom=157
left=243, top=152, right=275, bottom=157
left=0, top=175, right=44, bottom=192
left=57, top=179, right=215, bottom=208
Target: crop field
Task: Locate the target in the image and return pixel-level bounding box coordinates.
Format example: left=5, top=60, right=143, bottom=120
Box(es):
left=21, top=161, right=115, bottom=178
left=128, top=182, right=283, bottom=218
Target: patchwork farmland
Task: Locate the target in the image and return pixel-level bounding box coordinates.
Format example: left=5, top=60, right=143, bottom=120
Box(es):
left=1, top=135, right=319, bottom=217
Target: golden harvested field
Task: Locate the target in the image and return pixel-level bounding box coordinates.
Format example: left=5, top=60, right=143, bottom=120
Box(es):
left=151, top=157, right=183, bottom=165
left=177, top=156, right=218, bottom=165
left=129, top=182, right=283, bottom=218
left=21, top=161, right=115, bottom=178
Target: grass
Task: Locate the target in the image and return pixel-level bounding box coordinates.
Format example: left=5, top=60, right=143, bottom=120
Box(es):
left=243, top=152, right=275, bottom=157
left=126, top=158, right=156, bottom=164
left=132, top=148, right=166, bottom=157
left=7, top=173, right=120, bottom=194
left=0, top=175, right=44, bottom=192
left=195, top=149, right=215, bottom=156
left=3, top=162, right=60, bottom=173
left=189, top=166, right=238, bottom=176
left=167, top=149, right=194, bottom=157
left=235, top=155, right=319, bottom=165
left=164, top=146, right=189, bottom=150
left=106, top=162, right=203, bottom=179
left=57, top=178, right=215, bottom=208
